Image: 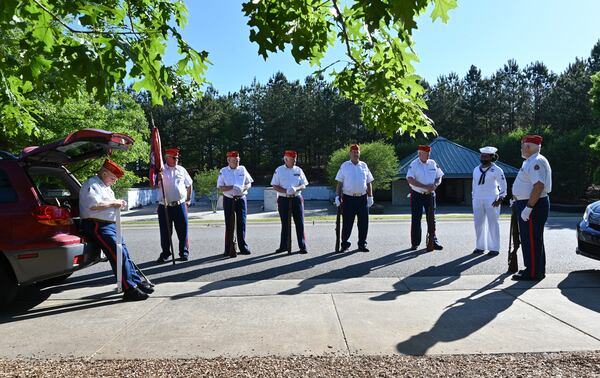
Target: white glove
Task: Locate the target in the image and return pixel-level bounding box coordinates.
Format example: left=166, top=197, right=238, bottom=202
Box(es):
left=509, top=198, right=515, bottom=207
left=367, top=196, right=374, bottom=207
left=233, top=185, right=243, bottom=196
left=334, top=196, right=341, bottom=207
left=286, top=186, right=296, bottom=195
left=521, top=206, right=532, bottom=221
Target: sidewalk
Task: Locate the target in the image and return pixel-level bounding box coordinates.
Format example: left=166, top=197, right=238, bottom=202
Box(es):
left=2, top=273, right=599, bottom=358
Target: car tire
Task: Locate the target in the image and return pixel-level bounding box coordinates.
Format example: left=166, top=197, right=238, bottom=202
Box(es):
left=0, top=259, right=19, bottom=307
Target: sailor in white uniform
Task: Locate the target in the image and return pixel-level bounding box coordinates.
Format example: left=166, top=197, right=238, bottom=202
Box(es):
left=471, top=146, right=507, bottom=256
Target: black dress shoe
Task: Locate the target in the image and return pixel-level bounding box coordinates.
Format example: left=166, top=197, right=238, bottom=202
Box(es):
left=179, top=255, right=189, bottom=261
left=155, top=255, right=170, bottom=263
left=275, top=248, right=286, bottom=253
left=473, top=249, right=484, bottom=254
left=358, top=246, right=370, bottom=252
left=239, top=250, right=251, bottom=255
left=487, top=250, right=499, bottom=256
left=123, top=287, right=149, bottom=301
left=512, top=272, right=545, bottom=281
left=299, top=249, right=308, bottom=254
left=409, top=245, right=419, bottom=251
left=433, top=243, right=444, bottom=251
left=138, top=281, right=154, bottom=294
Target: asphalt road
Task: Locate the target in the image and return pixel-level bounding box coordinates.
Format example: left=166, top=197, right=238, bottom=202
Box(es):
left=62, top=217, right=599, bottom=288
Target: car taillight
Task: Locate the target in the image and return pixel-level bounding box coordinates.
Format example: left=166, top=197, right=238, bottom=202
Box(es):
left=31, top=205, right=73, bottom=226
left=73, top=255, right=84, bottom=265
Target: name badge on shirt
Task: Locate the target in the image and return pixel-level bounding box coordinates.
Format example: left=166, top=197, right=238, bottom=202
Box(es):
left=294, top=173, right=300, bottom=176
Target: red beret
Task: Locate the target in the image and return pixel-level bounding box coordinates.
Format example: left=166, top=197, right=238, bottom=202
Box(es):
left=350, top=144, right=360, bottom=152
left=102, top=159, right=125, bottom=178
left=522, top=135, right=543, bottom=145
left=227, top=151, right=239, bottom=158
left=284, top=150, right=297, bottom=158
left=165, top=148, right=180, bottom=157
left=418, top=145, right=431, bottom=152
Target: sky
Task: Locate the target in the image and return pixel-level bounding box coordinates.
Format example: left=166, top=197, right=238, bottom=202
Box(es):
left=168, top=0, right=600, bottom=94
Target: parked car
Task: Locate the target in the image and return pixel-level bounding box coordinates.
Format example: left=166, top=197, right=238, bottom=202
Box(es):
left=0, top=129, right=134, bottom=306
left=576, top=200, right=600, bottom=261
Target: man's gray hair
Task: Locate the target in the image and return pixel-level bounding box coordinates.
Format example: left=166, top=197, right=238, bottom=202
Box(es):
left=525, top=142, right=541, bottom=153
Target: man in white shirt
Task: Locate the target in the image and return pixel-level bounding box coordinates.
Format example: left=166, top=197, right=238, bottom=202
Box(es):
left=511, top=135, right=552, bottom=281
left=406, top=144, right=444, bottom=251
left=156, top=148, right=193, bottom=263
left=271, top=150, right=309, bottom=254
left=217, top=151, right=254, bottom=257
left=334, top=144, right=374, bottom=253
left=471, top=146, right=507, bottom=256
left=80, top=159, right=153, bottom=301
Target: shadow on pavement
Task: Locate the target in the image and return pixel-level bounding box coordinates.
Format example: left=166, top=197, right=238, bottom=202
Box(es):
left=169, top=251, right=350, bottom=298
left=557, top=270, right=600, bottom=313
left=370, top=253, right=494, bottom=301
left=277, top=247, right=431, bottom=295
left=0, top=294, right=122, bottom=324
left=395, top=275, right=538, bottom=355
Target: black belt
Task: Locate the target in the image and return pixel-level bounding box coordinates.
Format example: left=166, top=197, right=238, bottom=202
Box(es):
left=161, top=200, right=184, bottom=206
left=412, top=190, right=432, bottom=196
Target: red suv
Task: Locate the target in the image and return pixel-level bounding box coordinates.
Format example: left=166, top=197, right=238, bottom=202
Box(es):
left=0, top=129, right=134, bottom=306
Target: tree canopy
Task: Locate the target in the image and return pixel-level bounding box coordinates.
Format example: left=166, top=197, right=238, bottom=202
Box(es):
left=1, top=0, right=457, bottom=139
left=1, top=0, right=207, bottom=138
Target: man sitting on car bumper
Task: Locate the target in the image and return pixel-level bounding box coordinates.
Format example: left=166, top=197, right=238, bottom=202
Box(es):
left=79, top=159, right=153, bottom=301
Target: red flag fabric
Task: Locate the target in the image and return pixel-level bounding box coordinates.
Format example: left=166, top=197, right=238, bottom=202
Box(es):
left=149, top=127, right=163, bottom=187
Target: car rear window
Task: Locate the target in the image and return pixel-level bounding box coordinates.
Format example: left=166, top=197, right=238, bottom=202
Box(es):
left=28, top=168, right=75, bottom=204
left=0, top=169, right=18, bottom=203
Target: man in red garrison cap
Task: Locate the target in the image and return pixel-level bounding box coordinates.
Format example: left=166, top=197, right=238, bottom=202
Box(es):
left=155, top=147, right=193, bottom=263
left=217, top=150, right=254, bottom=257
left=406, top=144, right=445, bottom=252
left=79, top=160, right=153, bottom=301
left=334, top=144, right=375, bottom=253
left=270, top=150, right=309, bottom=254
left=510, top=135, right=552, bottom=281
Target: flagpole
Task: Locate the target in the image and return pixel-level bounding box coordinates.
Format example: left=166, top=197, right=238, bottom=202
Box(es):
left=116, top=207, right=123, bottom=293
left=160, top=172, right=177, bottom=265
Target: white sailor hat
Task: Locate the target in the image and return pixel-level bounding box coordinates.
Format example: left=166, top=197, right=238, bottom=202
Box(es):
left=479, top=146, right=497, bottom=154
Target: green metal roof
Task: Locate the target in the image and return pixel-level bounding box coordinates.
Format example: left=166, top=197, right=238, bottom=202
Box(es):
left=398, top=137, right=520, bottom=179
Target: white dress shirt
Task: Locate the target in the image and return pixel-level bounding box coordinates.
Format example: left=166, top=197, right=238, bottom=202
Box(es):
left=217, top=165, right=254, bottom=198
left=270, top=165, right=309, bottom=197
left=512, top=152, right=552, bottom=200
left=79, top=175, right=117, bottom=222
left=471, top=163, right=507, bottom=199
left=158, top=164, right=193, bottom=203
left=335, top=160, right=374, bottom=195
left=406, top=158, right=444, bottom=194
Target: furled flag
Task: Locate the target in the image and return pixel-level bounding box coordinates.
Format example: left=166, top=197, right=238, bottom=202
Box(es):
left=149, top=127, right=163, bottom=187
